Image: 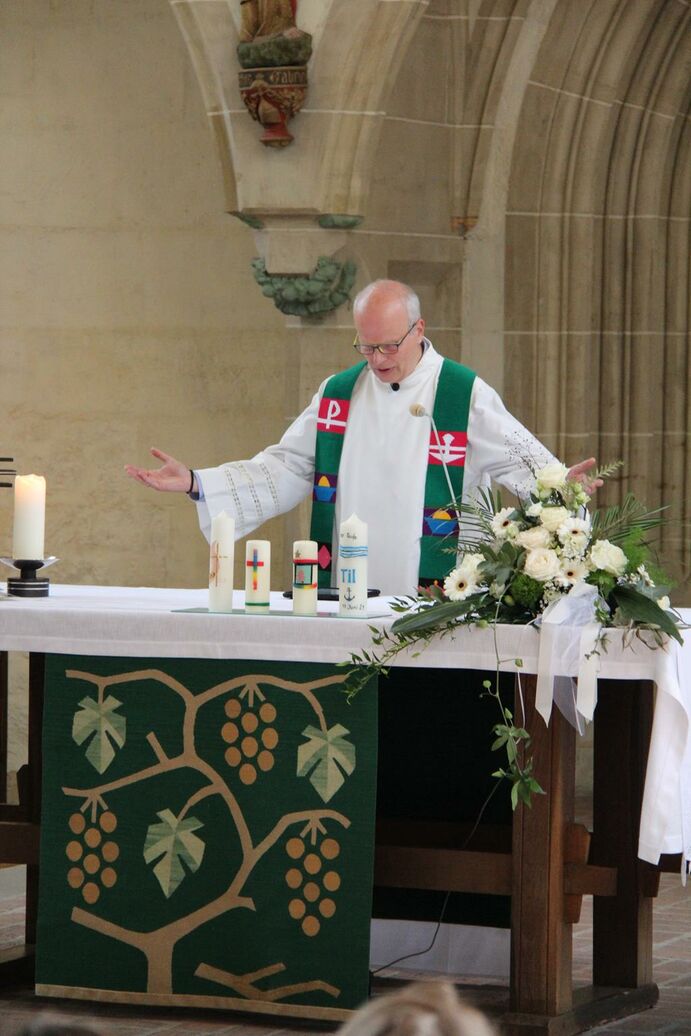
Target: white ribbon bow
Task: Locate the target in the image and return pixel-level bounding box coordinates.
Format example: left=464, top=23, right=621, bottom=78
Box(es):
left=535, top=582, right=602, bottom=727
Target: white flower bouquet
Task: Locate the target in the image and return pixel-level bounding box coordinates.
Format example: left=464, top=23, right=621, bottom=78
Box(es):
left=345, top=462, right=686, bottom=808
left=399, top=460, right=683, bottom=647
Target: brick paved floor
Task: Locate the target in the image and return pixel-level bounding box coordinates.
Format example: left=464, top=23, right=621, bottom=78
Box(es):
left=1, top=867, right=689, bottom=1035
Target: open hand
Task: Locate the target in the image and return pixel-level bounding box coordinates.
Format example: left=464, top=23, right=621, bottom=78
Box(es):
left=125, top=448, right=192, bottom=493
left=567, top=457, right=603, bottom=496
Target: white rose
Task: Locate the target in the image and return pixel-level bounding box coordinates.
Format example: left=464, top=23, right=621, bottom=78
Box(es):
left=523, top=547, right=562, bottom=582
left=589, top=539, right=627, bottom=576
left=657, top=595, right=670, bottom=611
left=557, top=558, right=589, bottom=587
left=517, top=525, right=552, bottom=550
left=536, top=462, right=569, bottom=493
left=540, top=506, right=571, bottom=533
left=490, top=507, right=519, bottom=540
left=526, top=502, right=543, bottom=517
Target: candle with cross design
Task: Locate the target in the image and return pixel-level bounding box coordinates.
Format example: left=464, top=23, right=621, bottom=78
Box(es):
left=209, top=511, right=235, bottom=613
left=244, top=539, right=271, bottom=613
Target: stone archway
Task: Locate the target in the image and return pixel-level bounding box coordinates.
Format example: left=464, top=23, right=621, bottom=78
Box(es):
left=504, top=0, right=690, bottom=589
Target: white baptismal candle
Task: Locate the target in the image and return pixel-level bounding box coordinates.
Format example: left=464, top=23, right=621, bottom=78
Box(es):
left=292, top=539, right=318, bottom=616
left=245, top=539, right=271, bottom=613
left=209, top=511, right=235, bottom=613
left=338, top=514, right=368, bottom=617
left=13, top=474, right=46, bottom=561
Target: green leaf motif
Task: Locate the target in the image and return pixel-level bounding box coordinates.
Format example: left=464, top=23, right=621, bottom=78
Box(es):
left=72, top=694, right=126, bottom=773
left=143, top=809, right=205, bottom=898
left=297, top=724, right=356, bottom=803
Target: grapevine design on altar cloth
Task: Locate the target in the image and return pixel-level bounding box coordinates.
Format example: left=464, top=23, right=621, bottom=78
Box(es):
left=65, top=807, right=119, bottom=905
left=284, top=821, right=341, bottom=937
left=221, top=690, right=279, bottom=784
left=59, top=666, right=357, bottom=1003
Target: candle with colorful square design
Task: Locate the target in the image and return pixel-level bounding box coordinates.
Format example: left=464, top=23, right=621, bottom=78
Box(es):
left=244, top=539, right=271, bottom=613
left=209, top=511, right=235, bottom=613
left=338, top=514, right=368, bottom=617
left=292, top=539, right=318, bottom=616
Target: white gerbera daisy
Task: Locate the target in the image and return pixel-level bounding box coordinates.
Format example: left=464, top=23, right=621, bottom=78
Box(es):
left=443, top=555, right=483, bottom=601
left=557, top=516, right=590, bottom=556
left=490, top=507, right=519, bottom=540
left=556, top=557, right=589, bottom=588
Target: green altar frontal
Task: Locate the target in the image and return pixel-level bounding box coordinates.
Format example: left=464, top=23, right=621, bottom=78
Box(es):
left=36, top=655, right=378, bottom=1021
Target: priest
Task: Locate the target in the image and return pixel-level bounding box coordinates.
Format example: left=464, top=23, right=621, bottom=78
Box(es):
left=126, top=278, right=600, bottom=595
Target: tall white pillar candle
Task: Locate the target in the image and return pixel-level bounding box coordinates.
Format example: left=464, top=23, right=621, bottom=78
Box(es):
left=13, top=474, right=46, bottom=560
left=338, top=514, right=368, bottom=618
left=292, top=540, right=318, bottom=616
left=245, top=539, right=271, bottom=613
left=209, top=511, right=235, bottom=613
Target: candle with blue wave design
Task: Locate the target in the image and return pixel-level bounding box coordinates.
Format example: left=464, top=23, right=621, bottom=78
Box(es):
left=338, top=513, right=368, bottom=618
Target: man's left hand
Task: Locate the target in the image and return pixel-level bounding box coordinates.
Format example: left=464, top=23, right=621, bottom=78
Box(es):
left=568, top=457, right=603, bottom=495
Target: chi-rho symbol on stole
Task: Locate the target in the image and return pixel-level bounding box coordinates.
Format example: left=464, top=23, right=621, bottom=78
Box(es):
left=317, top=397, right=350, bottom=435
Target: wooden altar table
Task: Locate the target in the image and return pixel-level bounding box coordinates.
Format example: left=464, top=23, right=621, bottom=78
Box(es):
left=0, top=585, right=689, bottom=1035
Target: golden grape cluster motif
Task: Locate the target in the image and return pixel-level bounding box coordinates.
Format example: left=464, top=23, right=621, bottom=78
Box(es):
left=65, top=809, right=119, bottom=904
left=222, top=695, right=279, bottom=785
left=284, top=834, right=341, bottom=937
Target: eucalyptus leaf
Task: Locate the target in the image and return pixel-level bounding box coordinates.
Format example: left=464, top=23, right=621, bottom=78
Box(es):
left=391, top=595, right=484, bottom=635
left=610, top=585, right=683, bottom=644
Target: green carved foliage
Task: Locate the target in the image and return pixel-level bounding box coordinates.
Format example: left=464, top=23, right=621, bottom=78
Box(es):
left=143, top=809, right=206, bottom=898
left=71, top=695, right=126, bottom=774
left=237, top=33, right=313, bottom=69
left=251, top=256, right=357, bottom=316
left=297, top=724, right=355, bottom=803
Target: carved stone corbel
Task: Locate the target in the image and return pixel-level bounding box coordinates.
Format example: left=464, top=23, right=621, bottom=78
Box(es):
left=237, top=0, right=312, bottom=148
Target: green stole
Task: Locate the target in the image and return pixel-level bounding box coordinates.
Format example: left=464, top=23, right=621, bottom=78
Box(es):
left=310, top=358, right=476, bottom=588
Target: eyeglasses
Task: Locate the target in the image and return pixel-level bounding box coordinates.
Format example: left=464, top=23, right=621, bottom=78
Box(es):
left=353, top=321, right=419, bottom=355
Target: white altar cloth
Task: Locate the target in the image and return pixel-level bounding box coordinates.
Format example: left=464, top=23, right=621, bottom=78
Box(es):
left=1, top=584, right=689, bottom=869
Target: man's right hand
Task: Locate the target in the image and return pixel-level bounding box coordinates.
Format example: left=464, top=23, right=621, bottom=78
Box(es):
left=125, top=448, right=195, bottom=493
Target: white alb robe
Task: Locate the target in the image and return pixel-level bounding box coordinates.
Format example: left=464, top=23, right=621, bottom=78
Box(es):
left=195, top=343, right=555, bottom=594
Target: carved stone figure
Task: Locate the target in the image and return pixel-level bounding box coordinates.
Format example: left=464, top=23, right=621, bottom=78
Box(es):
left=240, top=0, right=300, bottom=43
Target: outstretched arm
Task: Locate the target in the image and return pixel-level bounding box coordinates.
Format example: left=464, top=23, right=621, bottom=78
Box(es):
left=125, top=448, right=195, bottom=494
left=567, top=456, right=603, bottom=496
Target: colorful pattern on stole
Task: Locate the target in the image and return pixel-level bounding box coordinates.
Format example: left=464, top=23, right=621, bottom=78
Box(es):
left=419, top=360, right=475, bottom=585
left=310, top=359, right=476, bottom=588
left=310, top=363, right=366, bottom=587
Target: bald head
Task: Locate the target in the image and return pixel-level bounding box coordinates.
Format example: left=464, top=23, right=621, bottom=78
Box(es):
left=353, top=279, right=421, bottom=324
left=352, top=279, right=425, bottom=385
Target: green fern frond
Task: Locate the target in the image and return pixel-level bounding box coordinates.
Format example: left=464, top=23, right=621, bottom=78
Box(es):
left=593, top=459, right=624, bottom=481
left=591, top=494, right=670, bottom=543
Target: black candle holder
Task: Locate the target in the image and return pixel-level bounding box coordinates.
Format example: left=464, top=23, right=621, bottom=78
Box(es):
left=0, top=556, right=58, bottom=598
